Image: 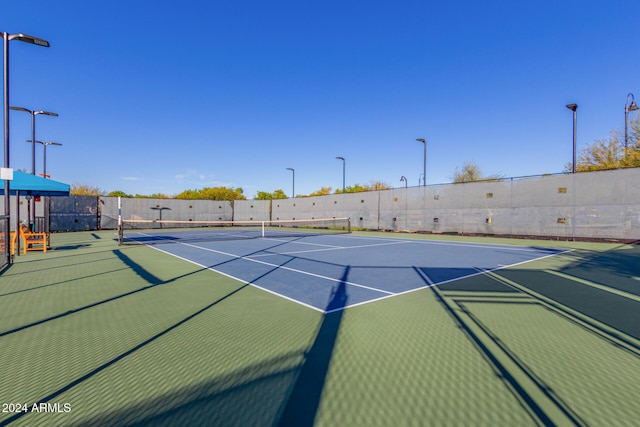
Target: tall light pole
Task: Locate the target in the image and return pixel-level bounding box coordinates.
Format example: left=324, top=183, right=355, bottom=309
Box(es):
left=625, top=93, right=638, bottom=158
left=336, top=156, right=345, bottom=192
left=10, top=107, right=58, bottom=175
left=400, top=176, right=407, bottom=188
left=286, top=167, right=295, bottom=198
left=566, top=104, right=578, bottom=173
left=2, top=31, right=51, bottom=264
left=27, top=140, right=62, bottom=178
left=416, top=138, right=426, bottom=186
left=11, top=106, right=57, bottom=229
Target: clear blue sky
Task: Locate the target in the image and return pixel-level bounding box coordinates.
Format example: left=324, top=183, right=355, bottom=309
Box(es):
left=3, top=1, right=639, bottom=198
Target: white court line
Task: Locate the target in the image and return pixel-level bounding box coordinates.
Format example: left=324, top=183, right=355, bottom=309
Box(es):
left=262, top=237, right=343, bottom=248
left=324, top=268, right=438, bottom=314
left=144, top=244, right=327, bottom=313
left=249, top=239, right=412, bottom=258
left=323, top=233, right=569, bottom=253
left=129, top=229, right=563, bottom=254
left=324, top=248, right=573, bottom=313
left=130, top=231, right=572, bottom=313
left=177, top=241, right=395, bottom=296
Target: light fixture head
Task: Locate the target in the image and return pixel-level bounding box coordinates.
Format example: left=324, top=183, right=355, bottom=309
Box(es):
left=10, top=106, right=31, bottom=113
left=36, top=111, right=59, bottom=117
left=566, top=103, right=578, bottom=112
left=10, top=34, right=50, bottom=47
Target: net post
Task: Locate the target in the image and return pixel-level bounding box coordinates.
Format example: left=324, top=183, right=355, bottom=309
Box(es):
left=118, top=224, right=123, bottom=245
left=347, top=217, right=351, bottom=233
left=117, top=196, right=123, bottom=245
left=261, top=221, right=265, bottom=237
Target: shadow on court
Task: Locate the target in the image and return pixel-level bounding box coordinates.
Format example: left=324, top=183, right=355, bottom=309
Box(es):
left=52, top=264, right=349, bottom=427
left=421, top=246, right=640, bottom=426
left=276, top=266, right=350, bottom=426
left=62, top=352, right=303, bottom=427
left=2, top=280, right=254, bottom=426
left=0, top=250, right=206, bottom=337
left=433, top=243, right=640, bottom=341
left=0, top=239, right=297, bottom=336
left=557, top=244, right=640, bottom=296
left=3, top=247, right=312, bottom=426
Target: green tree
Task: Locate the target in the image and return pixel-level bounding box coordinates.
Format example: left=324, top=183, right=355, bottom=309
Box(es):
left=368, top=180, right=392, bottom=191
left=272, top=189, right=288, bottom=199
left=173, top=189, right=200, bottom=199
left=335, top=184, right=366, bottom=194
left=451, top=161, right=503, bottom=183
left=107, top=190, right=132, bottom=198
left=308, top=187, right=333, bottom=197
left=175, top=186, right=246, bottom=201
left=255, top=189, right=288, bottom=200
left=71, top=183, right=102, bottom=196
left=149, top=193, right=169, bottom=199
left=334, top=180, right=392, bottom=194
left=568, top=116, right=640, bottom=172
left=255, top=191, right=273, bottom=200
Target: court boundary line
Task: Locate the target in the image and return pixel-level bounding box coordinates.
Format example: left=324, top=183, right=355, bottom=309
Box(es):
left=248, top=239, right=412, bottom=258
left=545, top=270, right=640, bottom=302
left=140, top=239, right=394, bottom=313
left=124, top=229, right=566, bottom=254
left=326, top=233, right=570, bottom=253
left=262, top=237, right=343, bottom=248
left=178, top=241, right=395, bottom=296
left=324, top=249, right=573, bottom=313
left=144, top=244, right=326, bottom=313
left=129, top=232, right=572, bottom=313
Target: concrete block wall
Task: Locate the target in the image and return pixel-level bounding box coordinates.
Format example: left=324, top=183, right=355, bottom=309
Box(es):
left=91, top=168, right=640, bottom=240
left=100, top=197, right=233, bottom=229
left=233, top=200, right=271, bottom=221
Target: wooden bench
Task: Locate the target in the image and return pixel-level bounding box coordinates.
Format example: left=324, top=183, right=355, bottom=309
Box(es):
left=18, top=224, right=47, bottom=254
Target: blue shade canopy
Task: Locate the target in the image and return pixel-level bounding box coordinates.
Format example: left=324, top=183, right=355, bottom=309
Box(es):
left=0, top=170, right=70, bottom=196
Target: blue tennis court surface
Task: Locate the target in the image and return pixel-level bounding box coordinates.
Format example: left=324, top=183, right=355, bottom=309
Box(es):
left=125, top=232, right=568, bottom=312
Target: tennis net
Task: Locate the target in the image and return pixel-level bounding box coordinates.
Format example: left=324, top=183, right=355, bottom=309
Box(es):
left=118, top=217, right=351, bottom=245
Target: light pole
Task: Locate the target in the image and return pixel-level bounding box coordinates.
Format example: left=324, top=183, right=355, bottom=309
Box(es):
left=2, top=31, right=51, bottom=264
left=286, top=167, right=295, bottom=198
left=336, top=156, right=345, bottom=192
left=625, top=93, right=638, bottom=158
left=27, top=140, right=62, bottom=178
left=11, top=106, right=58, bottom=229
left=416, top=138, right=426, bottom=186
left=400, top=176, right=407, bottom=188
left=566, top=104, right=578, bottom=173
left=10, top=107, right=58, bottom=175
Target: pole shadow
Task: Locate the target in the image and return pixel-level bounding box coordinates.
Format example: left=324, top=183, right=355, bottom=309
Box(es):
left=276, top=266, right=350, bottom=426
left=2, top=244, right=305, bottom=425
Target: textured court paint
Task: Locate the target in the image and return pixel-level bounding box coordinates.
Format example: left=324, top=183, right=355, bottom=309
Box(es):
left=1, top=230, right=638, bottom=426
left=131, top=233, right=567, bottom=311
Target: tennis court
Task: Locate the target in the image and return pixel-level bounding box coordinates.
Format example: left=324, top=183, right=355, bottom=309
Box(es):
left=1, top=230, right=639, bottom=426
left=122, top=228, right=568, bottom=312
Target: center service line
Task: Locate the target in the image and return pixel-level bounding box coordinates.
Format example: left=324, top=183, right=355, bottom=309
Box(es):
left=180, top=242, right=395, bottom=296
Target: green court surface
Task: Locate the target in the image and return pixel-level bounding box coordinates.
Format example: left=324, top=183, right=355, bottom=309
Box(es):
left=0, top=230, right=638, bottom=426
